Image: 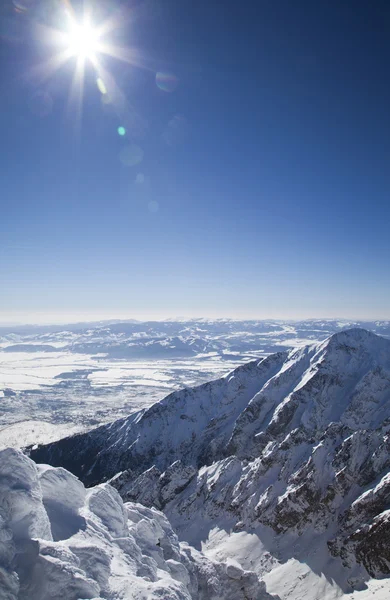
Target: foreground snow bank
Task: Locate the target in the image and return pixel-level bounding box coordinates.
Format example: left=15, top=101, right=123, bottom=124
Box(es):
left=0, top=448, right=276, bottom=600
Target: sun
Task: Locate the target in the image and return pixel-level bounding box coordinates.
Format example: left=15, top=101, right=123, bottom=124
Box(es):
left=65, top=20, right=101, bottom=60
left=33, top=2, right=144, bottom=134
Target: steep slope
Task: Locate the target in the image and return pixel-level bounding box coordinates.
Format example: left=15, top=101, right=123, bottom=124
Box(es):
left=30, top=350, right=289, bottom=484
left=31, top=329, right=390, bottom=485
left=30, top=329, right=390, bottom=595
left=0, top=448, right=277, bottom=600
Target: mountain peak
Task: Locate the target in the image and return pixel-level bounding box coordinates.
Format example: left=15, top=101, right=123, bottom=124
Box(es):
left=327, top=327, right=382, bottom=344
left=30, top=328, right=390, bottom=483
left=318, top=328, right=390, bottom=367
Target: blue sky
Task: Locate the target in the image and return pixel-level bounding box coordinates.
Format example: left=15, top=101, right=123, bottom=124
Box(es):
left=0, top=0, right=389, bottom=323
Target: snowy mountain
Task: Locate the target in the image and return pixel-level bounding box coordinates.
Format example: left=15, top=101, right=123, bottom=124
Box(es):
left=0, top=448, right=276, bottom=600
left=2, top=319, right=390, bottom=362
left=2, top=318, right=390, bottom=448
left=29, top=329, right=390, bottom=597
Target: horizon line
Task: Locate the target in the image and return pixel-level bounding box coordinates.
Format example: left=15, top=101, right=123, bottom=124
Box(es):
left=0, top=313, right=389, bottom=327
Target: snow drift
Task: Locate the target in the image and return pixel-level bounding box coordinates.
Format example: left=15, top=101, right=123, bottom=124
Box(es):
left=0, top=448, right=276, bottom=599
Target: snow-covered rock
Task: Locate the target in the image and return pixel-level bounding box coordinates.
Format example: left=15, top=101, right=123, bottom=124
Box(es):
left=29, top=329, right=390, bottom=594
left=110, top=461, right=197, bottom=510
left=0, top=448, right=276, bottom=600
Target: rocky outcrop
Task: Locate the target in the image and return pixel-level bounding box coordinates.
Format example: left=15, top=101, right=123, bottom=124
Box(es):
left=110, top=460, right=197, bottom=510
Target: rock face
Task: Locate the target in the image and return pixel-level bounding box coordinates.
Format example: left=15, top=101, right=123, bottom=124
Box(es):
left=109, top=461, right=198, bottom=510
left=0, top=448, right=277, bottom=600
left=30, top=329, right=390, bottom=585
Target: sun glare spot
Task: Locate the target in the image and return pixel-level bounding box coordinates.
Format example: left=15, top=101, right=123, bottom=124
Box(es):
left=66, top=21, right=100, bottom=60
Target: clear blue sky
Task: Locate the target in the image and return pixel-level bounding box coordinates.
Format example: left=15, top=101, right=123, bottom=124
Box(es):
left=0, top=0, right=389, bottom=323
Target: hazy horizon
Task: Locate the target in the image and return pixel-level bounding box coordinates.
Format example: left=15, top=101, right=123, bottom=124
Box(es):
left=0, top=310, right=390, bottom=327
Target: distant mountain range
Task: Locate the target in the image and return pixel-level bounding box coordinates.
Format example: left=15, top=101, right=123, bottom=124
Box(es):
left=1, top=318, right=390, bottom=359
left=3, top=318, right=389, bottom=443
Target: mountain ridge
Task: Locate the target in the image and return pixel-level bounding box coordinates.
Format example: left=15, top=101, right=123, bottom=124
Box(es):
left=30, top=328, right=390, bottom=483
left=29, top=328, right=390, bottom=594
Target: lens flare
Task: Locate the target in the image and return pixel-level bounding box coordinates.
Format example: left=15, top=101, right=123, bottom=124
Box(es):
left=156, top=71, right=179, bottom=93
left=96, top=77, right=107, bottom=95
left=12, top=0, right=33, bottom=13
left=119, top=143, right=144, bottom=166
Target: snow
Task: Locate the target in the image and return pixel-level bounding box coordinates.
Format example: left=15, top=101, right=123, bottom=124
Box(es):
left=3, top=327, right=390, bottom=598
left=263, top=555, right=390, bottom=600
left=0, top=350, right=97, bottom=391
left=0, top=421, right=84, bottom=449
left=1, top=319, right=389, bottom=446
left=29, top=328, right=390, bottom=599
left=0, top=448, right=275, bottom=600
left=203, top=527, right=390, bottom=600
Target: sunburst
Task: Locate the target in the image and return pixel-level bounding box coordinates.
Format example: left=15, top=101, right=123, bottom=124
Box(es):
left=34, top=1, right=145, bottom=133
left=65, top=18, right=102, bottom=60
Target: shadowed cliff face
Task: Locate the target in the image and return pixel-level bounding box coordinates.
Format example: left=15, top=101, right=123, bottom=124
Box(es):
left=29, top=352, right=289, bottom=484
left=30, top=329, right=390, bottom=582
